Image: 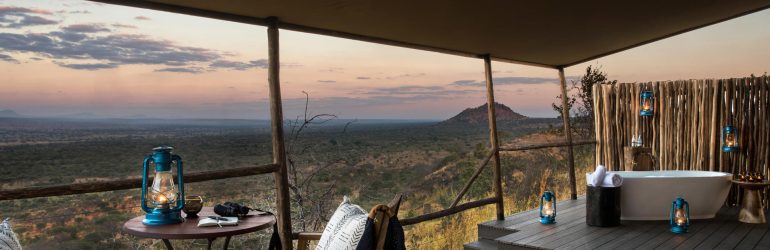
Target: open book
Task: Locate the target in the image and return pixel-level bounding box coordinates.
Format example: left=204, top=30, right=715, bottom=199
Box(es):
left=197, top=217, right=239, bottom=227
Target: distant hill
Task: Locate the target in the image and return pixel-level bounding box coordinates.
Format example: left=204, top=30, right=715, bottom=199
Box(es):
left=440, top=102, right=527, bottom=125
left=0, top=109, right=20, bottom=118
left=65, top=112, right=101, bottom=119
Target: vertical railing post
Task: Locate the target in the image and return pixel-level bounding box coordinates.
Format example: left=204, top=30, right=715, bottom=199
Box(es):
left=267, top=16, right=293, bottom=249
left=558, top=67, right=578, bottom=200
left=483, top=55, right=505, bottom=220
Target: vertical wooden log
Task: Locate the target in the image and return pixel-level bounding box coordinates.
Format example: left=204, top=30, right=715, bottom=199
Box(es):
left=602, top=84, right=612, bottom=169
left=558, top=68, right=577, bottom=200
left=709, top=79, right=718, bottom=171
left=593, top=84, right=602, bottom=166
left=482, top=55, right=505, bottom=220
left=617, top=83, right=624, bottom=171
left=650, top=82, right=663, bottom=162
left=760, top=76, right=764, bottom=177
left=267, top=17, right=293, bottom=250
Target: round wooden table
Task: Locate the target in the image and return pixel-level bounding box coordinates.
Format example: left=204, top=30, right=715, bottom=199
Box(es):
left=732, top=180, right=770, bottom=224
left=123, top=207, right=276, bottom=250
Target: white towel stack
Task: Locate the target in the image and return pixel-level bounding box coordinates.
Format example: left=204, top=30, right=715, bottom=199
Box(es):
left=588, top=165, right=606, bottom=186
left=586, top=165, right=623, bottom=187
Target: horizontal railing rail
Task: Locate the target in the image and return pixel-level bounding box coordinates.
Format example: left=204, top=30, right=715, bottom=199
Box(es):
left=499, top=139, right=596, bottom=152
left=401, top=197, right=498, bottom=226
left=0, top=163, right=279, bottom=201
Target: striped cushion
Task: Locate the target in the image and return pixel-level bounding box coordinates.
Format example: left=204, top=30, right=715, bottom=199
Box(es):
left=0, top=218, right=22, bottom=250
left=316, top=196, right=368, bottom=250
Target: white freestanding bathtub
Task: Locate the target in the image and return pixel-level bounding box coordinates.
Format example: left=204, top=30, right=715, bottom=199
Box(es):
left=613, top=170, right=732, bottom=220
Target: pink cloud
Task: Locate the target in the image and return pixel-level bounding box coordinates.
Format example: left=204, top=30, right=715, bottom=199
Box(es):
left=0, top=6, right=53, bottom=15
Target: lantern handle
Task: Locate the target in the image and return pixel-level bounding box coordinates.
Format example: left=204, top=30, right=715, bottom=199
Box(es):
left=141, top=155, right=153, bottom=213
left=172, top=155, right=185, bottom=211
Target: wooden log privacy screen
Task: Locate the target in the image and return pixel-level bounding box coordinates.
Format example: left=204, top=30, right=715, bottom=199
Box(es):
left=592, top=75, right=769, bottom=204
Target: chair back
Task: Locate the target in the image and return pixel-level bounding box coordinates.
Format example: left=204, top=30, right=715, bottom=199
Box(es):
left=368, top=194, right=403, bottom=250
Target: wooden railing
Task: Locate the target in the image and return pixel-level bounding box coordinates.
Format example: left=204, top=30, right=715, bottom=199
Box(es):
left=399, top=139, right=596, bottom=226
left=499, top=139, right=597, bottom=152
left=0, top=139, right=596, bottom=222
left=401, top=197, right=498, bottom=226
left=0, top=163, right=278, bottom=201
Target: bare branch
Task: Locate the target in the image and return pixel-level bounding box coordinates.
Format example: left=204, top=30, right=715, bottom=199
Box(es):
left=342, top=118, right=358, bottom=134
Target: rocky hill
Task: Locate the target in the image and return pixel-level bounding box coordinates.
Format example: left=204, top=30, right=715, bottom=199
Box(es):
left=440, top=102, right=527, bottom=125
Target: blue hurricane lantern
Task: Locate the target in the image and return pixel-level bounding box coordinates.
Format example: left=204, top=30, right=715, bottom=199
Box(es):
left=670, top=197, right=690, bottom=234
left=639, top=90, right=654, bottom=117
left=141, top=146, right=185, bottom=225
left=539, top=191, right=556, bottom=224
left=722, top=125, right=739, bottom=153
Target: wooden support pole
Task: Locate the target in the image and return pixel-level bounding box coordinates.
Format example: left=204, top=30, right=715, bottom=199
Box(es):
left=483, top=55, right=505, bottom=220
left=267, top=17, right=293, bottom=250
left=558, top=67, right=578, bottom=200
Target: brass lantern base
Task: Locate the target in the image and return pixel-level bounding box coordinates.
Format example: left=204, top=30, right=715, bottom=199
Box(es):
left=733, top=181, right=769, bottom=224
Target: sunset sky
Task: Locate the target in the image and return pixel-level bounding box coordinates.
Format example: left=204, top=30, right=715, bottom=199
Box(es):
left=1, top=0, right=769, bottom=120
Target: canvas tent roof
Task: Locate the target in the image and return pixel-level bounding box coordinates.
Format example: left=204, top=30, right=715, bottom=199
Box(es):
left=92, top=0, right=770, bottom=68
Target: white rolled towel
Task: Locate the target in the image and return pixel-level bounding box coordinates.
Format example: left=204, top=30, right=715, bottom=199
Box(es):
left=586, top=173, right=592, bottom=186
left=588, top=165, right=606, bottom=187
left=602, top=173, right=623, bottom=187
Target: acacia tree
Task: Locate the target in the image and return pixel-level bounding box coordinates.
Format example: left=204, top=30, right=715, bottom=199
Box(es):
left=552, top=65, right=617, bottom=137
left=284, top=91, right=355, bottom=231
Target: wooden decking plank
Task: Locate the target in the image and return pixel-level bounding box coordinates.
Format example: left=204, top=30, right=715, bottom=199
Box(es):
left=674, top=214, right=736, bottom=249
left=480, top=198, right=587, bottom=240
left=525, top=222, right=602, bottom=249
left=652, top=217, right=718, bottom=249
left=503, top=216, right=590, bottom=248
left=695, top=207, right=745, bottom=249
left=633, top=223, right=684, bottom=249
left=610, top=221, right=670, bottom=249
left=695, top=216, right=743, bottom=248
left=594, top=222, right=663, bottom=250
left=500, top=202, right=585, bottom=235
left=553, top=225, right=617, bottom=250
left=756, top=229, right=770, bottom=250
left=714, top=223, right=755, bottom=249
left=505, top=203, right=587, bottom=230
left=669, top=206, right=739, bottom=249
left=484, top=199, right=587, bottom=230
left=576, top=222, right=656, bottom=249
left=656, top=207, right=738, bottom=249
left=734, top=224, right=769, bottom=249
left=496, top=213, right=588, bottom=244
left=512, top=211, right=590, bottom=245
left=641, top=211, right=729, bottom=249
left=483, top=204, right=767, bottom=250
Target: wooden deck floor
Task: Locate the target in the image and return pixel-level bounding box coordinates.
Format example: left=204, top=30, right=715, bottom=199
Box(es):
left=465, top=197, right=770, bottom=250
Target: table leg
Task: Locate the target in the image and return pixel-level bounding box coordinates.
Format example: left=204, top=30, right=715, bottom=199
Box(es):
left=162, top=239, right=174, bottom=250
left=739, top=188, right=766, bottom=223
left=207, top=238, right=216, bottom=250
left=223, top=236, right=232, bottom=250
